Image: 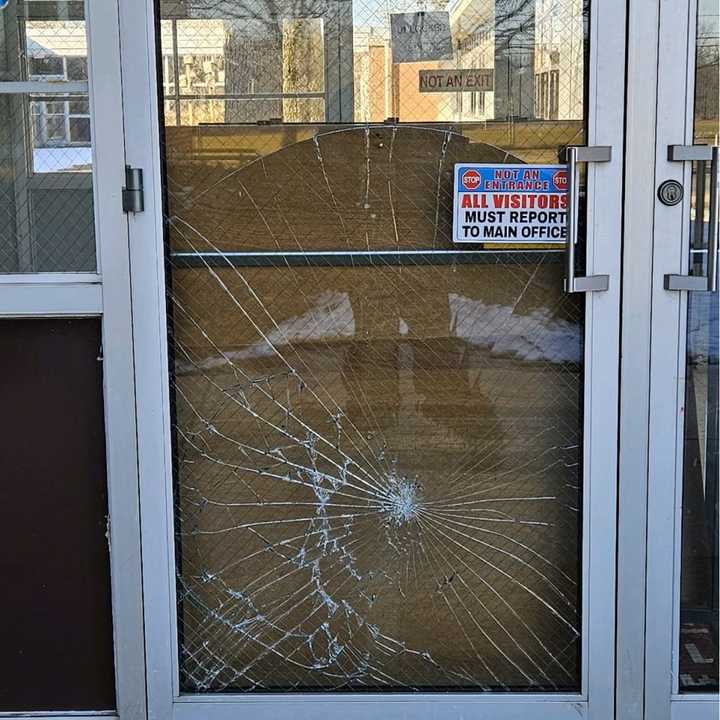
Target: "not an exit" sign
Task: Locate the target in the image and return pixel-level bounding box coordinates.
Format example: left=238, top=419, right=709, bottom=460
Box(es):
left=419, top=69, right=493, bottom=93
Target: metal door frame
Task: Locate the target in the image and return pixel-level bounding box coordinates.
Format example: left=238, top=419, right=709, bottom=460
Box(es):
left=117, top=0, right=626, bottom=717
left=643, top=0, right=718, bottom=716
left=617, top=0, right=719, bottom=716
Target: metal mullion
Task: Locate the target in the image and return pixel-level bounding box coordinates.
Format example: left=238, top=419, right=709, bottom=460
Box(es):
left=85, top=0, right=148, bottom=715
left=616, top=0, right=662, bottom=715
left=0, top=80, right=90, bottom=94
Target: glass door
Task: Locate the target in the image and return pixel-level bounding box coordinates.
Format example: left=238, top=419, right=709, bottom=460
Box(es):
left=645, top=0, right=718, bottom=716
left=120, top=0, right=625, bottom=716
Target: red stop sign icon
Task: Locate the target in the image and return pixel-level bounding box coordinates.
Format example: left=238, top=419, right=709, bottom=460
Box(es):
left=462, top=169, right=481, bottom=191
left=553, top=170, right=568, bottom=191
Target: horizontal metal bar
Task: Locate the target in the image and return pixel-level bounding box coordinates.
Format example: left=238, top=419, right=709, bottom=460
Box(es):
left=0, top=282, right=102, bottom=316
left=0, top=81, right=89, bottom=95
left=170, top=249, right=564, bottom=269
left=0, top=272, right=101, bottom=284
left=166, top=92, right=326, bottom=102
left=667, top=144, right=712, bottom=162
left=172, top=698, right=589, bottom=720
left=663, top=274, right=709, bottom=291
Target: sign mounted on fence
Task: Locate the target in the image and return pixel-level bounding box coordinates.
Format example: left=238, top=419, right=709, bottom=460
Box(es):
left=390, top=11, right=453, bottom=63
left=452, top=163, right=569, bottom=244
left=419, top=68, right=493, bottom=92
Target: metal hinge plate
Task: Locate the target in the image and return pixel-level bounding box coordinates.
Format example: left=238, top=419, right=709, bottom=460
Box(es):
left=122, top=166, right=144, bottom=213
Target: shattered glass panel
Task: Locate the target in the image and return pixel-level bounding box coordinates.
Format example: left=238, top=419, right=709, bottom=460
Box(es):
left=678, top=0, right=718, bottom=692
left=158, top=0, right=588, bottom=694
left=0, top=1, right=95, bottom=273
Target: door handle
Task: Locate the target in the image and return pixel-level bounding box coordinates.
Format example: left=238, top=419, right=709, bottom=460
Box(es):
left=664, top=144, right=718, bottom=292
left=564, top=145, right=612, bottom=293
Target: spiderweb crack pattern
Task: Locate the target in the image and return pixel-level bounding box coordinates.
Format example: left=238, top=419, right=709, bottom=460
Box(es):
left=166, top=125, right=584, bottom=693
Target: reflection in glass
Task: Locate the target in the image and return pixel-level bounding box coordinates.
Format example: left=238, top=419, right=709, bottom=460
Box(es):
left=0, top=1, right=95, bottom=272
left=156, top=0, right=589, bottom=693
left=156, top=0, right=587, bottom=135
left=679, top=0, right=719, bottom=693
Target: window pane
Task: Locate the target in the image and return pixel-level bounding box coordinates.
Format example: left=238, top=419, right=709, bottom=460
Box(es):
left=678, top=0, right=719, bottom=693
left=0, top=94, right=95, bottom=272
left=44, top=100, right=67, bottom=115
left=44, top=114, right=67, bottom=141
left=68, top=99, right=89, bottom=114
left=0, top=1, right=87, bottom=82
left=26, top=21, right=88, bottom=80
left=28, top=55, right=64, bottom=77
left=66, top=55, right=88, bottom=80
left=69, top=116, right=90, bottom=143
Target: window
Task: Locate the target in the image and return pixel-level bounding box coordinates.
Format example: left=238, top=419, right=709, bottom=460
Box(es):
left=69, top=99, right=91, bottom=142
left=28, top=55, right=64, bottom=77
left=32, top=96, right=91, bottom=147
left=549, top=69, right=559, bottom=120
left=159, top=17, right=326, bottom=125
left=0, top=0, right=96, bottom=272
left=534, top=70, right=558, bottom=120
left=27, top=53, right=91, bottom=149
left=66, top=56, right=88, bottom=81
left=535, top=71, right=549, bottom=118
left=33, top=100, right=66, bottom=145
left=475, top=90, right=485, bottom=115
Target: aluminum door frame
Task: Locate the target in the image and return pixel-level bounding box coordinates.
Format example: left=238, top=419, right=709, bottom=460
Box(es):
left=117, top=0, right=627, bottom=716
left=642, top=0, right=719, bottom=717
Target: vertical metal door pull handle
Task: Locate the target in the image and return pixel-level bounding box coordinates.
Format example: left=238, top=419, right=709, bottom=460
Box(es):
left=664, top=145, right=718, bottom=293
left=564, top=145, right=612, bottom=293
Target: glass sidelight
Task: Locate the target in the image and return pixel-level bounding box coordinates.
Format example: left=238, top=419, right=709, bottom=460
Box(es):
left=131, top=0, right=622, bottom=710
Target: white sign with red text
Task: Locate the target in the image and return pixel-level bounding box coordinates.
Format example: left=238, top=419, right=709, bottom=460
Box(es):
left=452, top=163, right=568, bottom=244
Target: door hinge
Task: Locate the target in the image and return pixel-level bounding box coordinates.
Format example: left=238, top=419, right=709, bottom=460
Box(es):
left=122, top=166, right=144, bottom=213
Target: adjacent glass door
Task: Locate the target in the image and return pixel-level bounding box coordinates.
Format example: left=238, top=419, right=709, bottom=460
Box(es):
left=645, top=0, right=718, bottom=716
left=123, top=0, right=624, bottom=715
